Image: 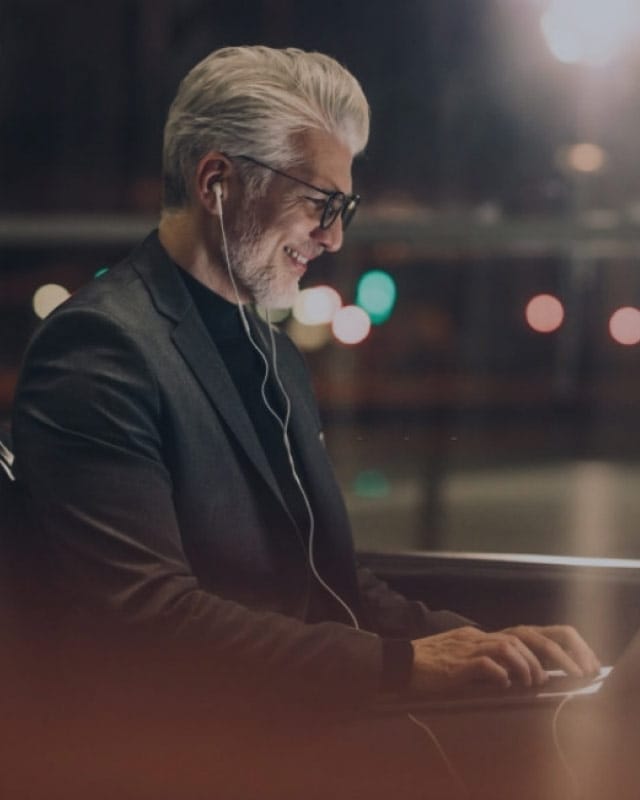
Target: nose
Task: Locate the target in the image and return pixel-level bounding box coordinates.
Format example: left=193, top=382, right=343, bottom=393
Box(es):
left=312, top=217, right=344, bottom=253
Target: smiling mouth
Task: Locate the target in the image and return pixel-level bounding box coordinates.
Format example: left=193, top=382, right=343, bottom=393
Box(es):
left=284, top=245, right=310, bottom=269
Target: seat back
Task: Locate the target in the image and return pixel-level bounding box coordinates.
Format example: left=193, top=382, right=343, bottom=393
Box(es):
left=0, top=428, right=21, bottom=557
left=0, top=428, right=42, bottom=617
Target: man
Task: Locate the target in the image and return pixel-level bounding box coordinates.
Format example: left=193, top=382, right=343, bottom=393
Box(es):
left=12, top=46, right=599, bottom=714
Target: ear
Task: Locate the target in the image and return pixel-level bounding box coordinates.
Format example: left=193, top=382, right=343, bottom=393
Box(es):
left=194, top=152, right=232, bottom=214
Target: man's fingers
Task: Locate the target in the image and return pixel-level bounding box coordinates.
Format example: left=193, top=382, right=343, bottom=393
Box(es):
left=529, top=633, right=583, bottom=676
left=503, top=625, right=600, bottom=677
left=502, top=636, right=547, bottom=686
left=545, top=625, right=602, bottom=674
left=479, top=635, right=545, bottom=687
left=504, top=635, right=548, bottom=685
left=463, top=655, right=511, bottom=688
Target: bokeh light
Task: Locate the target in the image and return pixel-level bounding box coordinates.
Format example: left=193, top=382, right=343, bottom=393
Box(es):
left=566, top=143, right=606, bottom=174
left=292, top=286, right=342, bottom=325
left=332, top=305, right=371, bottom=345
left=286, top=318, right=332, bottom=352
left=32, top=284, right=71, bottom=319
left=609, top=307, right=640, bottom=346
left=353, top=470, right=391, bottom=499
left=541, top=0, right=640, bottom=66
left=356, top=270, right=397, bottom=325
left=256, top=306, right=290, bottom=323
left=525, top=294, right=565, bottom=334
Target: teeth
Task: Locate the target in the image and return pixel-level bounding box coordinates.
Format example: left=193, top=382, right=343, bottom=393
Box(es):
left=284, top=246, right=308, bottom=265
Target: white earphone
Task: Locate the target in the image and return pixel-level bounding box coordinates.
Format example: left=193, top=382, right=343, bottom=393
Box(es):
left=212, top=180, right=223, bottom=207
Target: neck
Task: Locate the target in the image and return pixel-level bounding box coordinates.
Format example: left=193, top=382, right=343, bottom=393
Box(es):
left=158, top=208, right=247, bottom=304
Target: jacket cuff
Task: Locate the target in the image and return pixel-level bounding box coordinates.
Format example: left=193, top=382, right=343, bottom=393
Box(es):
left=411, top=605, right=480, bottom=635
left=380, top=638, right=414, bottom=692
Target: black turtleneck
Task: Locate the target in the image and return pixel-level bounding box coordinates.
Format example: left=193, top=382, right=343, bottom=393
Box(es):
left=177, top=269, right=312, bottom=540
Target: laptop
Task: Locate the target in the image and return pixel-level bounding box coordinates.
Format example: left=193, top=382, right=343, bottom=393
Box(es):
left=372, top=669, right=609, bottom=715
left=370, top=630, right=640, bottom=715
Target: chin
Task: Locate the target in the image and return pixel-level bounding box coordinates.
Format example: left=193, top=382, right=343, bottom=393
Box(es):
left=256, top=281, right=300, bottom=311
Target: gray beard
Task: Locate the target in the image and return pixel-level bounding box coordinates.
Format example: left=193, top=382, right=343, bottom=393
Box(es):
left=225, top=205, right=299, bottom=310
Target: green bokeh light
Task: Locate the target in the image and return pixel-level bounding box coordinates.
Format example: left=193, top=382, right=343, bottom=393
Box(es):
left=356, top=270, right=397, bottom=324
left=353, top=469, right=391, bottom=499
left=94, top=267, right=109, bottom=278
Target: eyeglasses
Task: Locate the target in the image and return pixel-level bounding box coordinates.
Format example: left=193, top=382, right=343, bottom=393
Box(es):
left=234, top=154, right=360, bottom=230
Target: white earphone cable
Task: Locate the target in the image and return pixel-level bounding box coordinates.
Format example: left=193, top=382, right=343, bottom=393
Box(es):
left=264, top=318, right=360, bottom=629
left=406, top=712, right=469, bottom=797
left=216, top=187, right=359, bottom=629
left=551, top=692, right=582, bottom=798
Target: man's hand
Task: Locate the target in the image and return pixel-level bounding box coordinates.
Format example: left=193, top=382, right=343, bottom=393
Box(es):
left=499, top=624, right=601, bottom=678
left=409, top=625, right=601, bottom=696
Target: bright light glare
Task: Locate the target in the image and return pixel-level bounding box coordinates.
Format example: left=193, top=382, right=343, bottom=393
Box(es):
left=526, top=294, right=565, bottom=333
left=332, top=305, right=371, bottom=345
left=541, top=0, right=640, bottom=66
left=609, top=306, right=640, bottom=345
left=32, top=284, right=71, bottom=319
left=292, top=286, right=342, bottom=325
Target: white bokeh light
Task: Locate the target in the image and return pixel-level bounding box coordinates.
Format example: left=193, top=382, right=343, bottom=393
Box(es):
left=32, top=284, right=71, bottom=319
left=292, top=286, right=342, bottom=326
left=332, top=305, right=371, bottom=345
left=541, top=0, right=640, bottom=66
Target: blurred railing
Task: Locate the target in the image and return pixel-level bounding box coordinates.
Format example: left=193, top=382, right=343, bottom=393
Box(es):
left=2, top=211, right=640, bottom=255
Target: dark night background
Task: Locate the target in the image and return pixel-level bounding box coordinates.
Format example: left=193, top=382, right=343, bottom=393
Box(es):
left=7, top=0, right=639, bottom=212
left=3, top=0, right=640, bottom=557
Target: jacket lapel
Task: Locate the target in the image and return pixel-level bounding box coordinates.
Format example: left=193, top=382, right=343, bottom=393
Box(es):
left=131, top=234, right=292, bottom=517
left=171, top=313, right=286, bottom=498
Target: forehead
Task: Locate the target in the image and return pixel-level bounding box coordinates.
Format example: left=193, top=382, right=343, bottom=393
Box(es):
left=295, top=129, right=354, bottom=194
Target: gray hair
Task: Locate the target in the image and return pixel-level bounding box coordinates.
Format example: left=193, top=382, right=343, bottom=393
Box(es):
left=162, top=46, right=370, bottom=208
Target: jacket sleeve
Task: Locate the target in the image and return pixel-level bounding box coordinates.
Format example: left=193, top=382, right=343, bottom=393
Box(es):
left=356, top=565, right=478, bottom=638
left=12, top=307, right=384, bottom=709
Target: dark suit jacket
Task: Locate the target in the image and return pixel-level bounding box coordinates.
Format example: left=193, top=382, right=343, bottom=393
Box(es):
left=12, top=232, right=470, bottom=708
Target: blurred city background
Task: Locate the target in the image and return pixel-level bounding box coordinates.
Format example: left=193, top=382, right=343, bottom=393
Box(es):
left=3, top=0, right=640, bottom=558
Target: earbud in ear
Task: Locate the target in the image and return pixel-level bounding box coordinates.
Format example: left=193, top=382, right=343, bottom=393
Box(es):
left=212, top=181, right=223, bottom=205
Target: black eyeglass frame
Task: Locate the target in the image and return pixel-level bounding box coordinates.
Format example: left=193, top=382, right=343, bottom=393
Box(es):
left=232, top=154, right=360, bottom=230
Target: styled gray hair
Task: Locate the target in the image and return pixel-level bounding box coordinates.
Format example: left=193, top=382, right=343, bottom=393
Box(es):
left=162, top=46, right=370, bottom=208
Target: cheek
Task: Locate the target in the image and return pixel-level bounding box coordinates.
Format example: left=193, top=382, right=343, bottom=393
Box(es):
left=273, top=193, right=312, bottom=230
left=264, top=221, right=299, bottom=252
